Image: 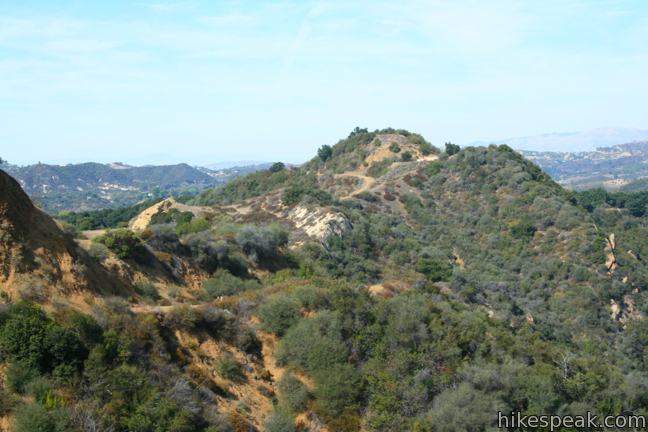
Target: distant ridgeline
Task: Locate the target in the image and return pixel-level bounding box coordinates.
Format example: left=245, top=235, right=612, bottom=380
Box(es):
left=520, top=141, right=648, bottom=191
left=0, top=161, right=269, bottom=213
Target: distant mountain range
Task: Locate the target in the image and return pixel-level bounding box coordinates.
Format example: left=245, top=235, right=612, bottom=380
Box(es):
left=472, top=127, right=648, bottom=152
left=520, top=141, right=648, bottom=190
left=0, top=161, right=270, bottom=213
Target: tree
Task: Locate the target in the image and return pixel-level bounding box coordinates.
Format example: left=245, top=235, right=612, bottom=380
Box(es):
left=318, top=145, right=333, bottom=162
left=401, top=151, right=413, bottom=161
left=269, top=162, right=286, bottom=173
left=627, top=194, right=648, bottom=217
left=389, top=143, right=401, bottom=153
left=349, top=127, right=369, bottom=138
left=445, top=142, right=460, bottom=155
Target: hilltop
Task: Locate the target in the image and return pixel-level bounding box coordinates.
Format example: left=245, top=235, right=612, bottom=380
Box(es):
left=2, top=129, right=648, bottom=431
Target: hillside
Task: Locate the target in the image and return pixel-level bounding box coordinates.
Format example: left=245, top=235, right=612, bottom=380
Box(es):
left=0, top=161, right=269, bottom=213
left=521, top=141, right=648, bottom=190
left=2, top=129, right=648, bottom=431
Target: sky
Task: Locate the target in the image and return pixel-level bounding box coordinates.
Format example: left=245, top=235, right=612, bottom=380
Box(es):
left=1, top=0, right=647, bottom=165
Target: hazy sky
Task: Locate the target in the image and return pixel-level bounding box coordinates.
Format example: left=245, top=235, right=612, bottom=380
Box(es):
left=1, top=0, right=647, bottom=165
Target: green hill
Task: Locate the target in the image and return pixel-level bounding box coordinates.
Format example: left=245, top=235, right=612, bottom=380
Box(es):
left=3, top=129, right=648, bottom=431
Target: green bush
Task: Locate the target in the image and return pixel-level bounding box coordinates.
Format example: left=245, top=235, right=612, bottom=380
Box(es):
left=401, top=151, right=413, bottom=161
left=292, top=286, right=328, bottom=310
left=12, top=403, right=72, bottom=432
left=270, top=162, right=286, bottom=173
left=277, top=372, right=309, bottom=412
left=510, top=220, right=537, bottom=239
left=258, top=295, right=301, bottom=336
left=25, top=377, right=53, bottom=404
left=201, top=269, right=260, bottom=299
left=264, top=409, right=296, bottom=432
left=389, top=143, right=401, bottom=153
left=313, top=364, right=362, bottom=419
left=6, top=361, right=39, bottom=394
left=134, top=279, right=161, bottom=303
left=415, top=258, right=452, bottom=282
left=235, top=225, right=289, bottom=262
left=426, top=160, right=443, bottom=175
left=276, top=311, right=348, bottom=374
left=282, top=184, right=332, bottom=206
left=176, top=217, right=210, bottom=236
left=0, top=303, right=87, bottom=375
left=95, top=229, right=145, bottom=260
left=88, top=242, right=110, bottom=261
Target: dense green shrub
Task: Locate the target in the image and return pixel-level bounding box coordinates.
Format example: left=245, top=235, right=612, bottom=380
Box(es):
left=176, top=217, right=210, bottom=236
left=389, top=143, right=401, bottom=153
left=258, top=295, right=301, bottom=336
left=401, top=151, right=413, bottom=161
left=276, top=311, right=348, bottom=374
left=200, top=269, right=260, bottom=299
left=415, top=257, right=452, bottom=282
left=94, top=229, right=145, bottom=260
left=235, top=225, right=288, bottom=263
left=0, top=303, right=86, bottom=374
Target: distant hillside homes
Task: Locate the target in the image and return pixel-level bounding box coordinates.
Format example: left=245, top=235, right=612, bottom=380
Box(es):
left=0, top=161, right=270, bottom=213
left=520, top=141, right=648, bottom=191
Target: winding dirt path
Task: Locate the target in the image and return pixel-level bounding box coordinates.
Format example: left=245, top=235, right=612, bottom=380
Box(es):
left=335, top=170, right=376, bottom=199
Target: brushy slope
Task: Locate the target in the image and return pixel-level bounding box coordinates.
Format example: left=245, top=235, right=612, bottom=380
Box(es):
left=3, top=130, right=648, bottom=431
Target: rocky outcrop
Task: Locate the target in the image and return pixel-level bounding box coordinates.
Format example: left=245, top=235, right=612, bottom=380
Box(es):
left=605, top=233, right=617, bottom=273
left=287, top=205, right=351, bottom=247
left=610, top=295, right=642, bottom=323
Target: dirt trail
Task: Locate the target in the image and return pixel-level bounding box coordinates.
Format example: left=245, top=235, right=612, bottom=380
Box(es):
left=335, top=170, right=376, bottom=199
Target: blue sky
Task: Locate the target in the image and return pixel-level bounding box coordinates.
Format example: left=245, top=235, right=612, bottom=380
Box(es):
left=1, top=0, right=647, bottom=165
